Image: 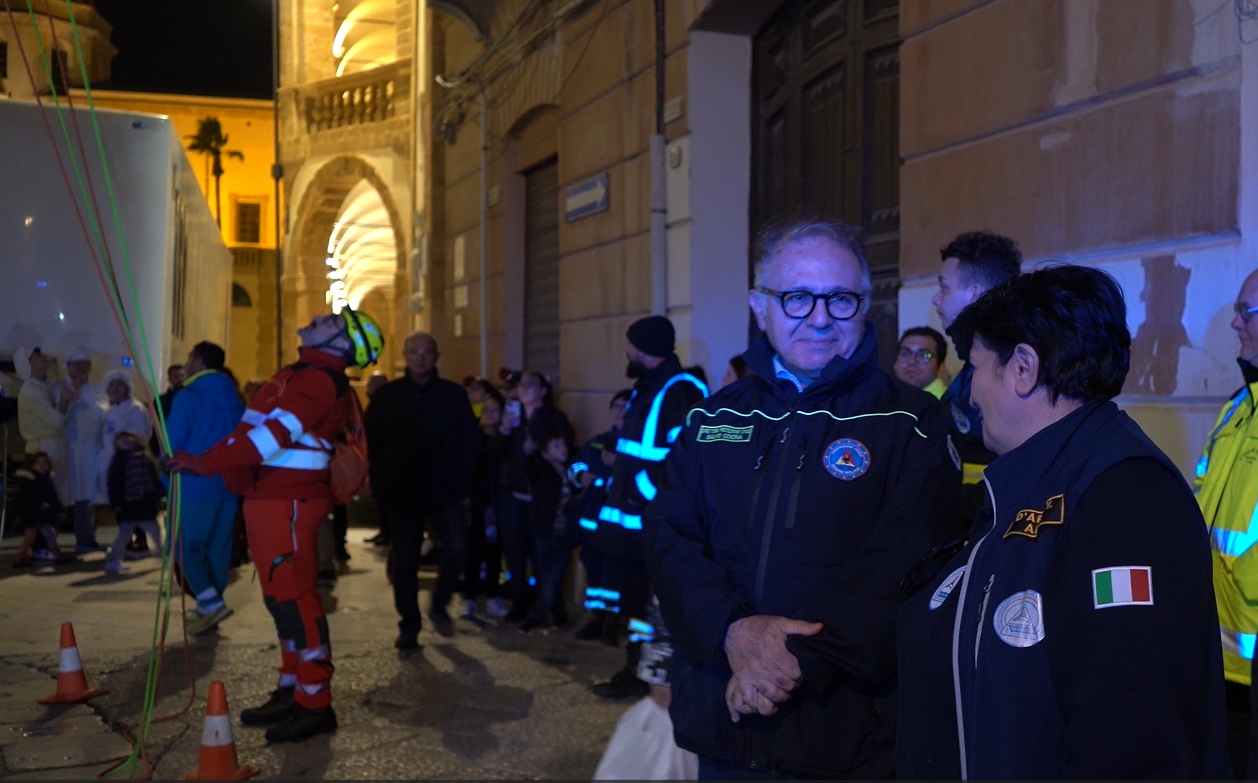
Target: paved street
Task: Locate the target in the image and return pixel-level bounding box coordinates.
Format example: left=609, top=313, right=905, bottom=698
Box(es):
left=0, top=527, right=629, bottom=780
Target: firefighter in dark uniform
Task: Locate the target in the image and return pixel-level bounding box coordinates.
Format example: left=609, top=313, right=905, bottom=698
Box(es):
left=898, top=266, right=1230, bottom=778
left=645, top=220, right=962, bottom=778
left=584, top=316, right=707, bottom=699
left=931, top=232, right=1022, bottom=519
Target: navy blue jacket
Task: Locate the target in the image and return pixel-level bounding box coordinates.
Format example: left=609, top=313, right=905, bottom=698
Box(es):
left=897, top=401, right=1231, bottom=779
left=588, top=355, right=706, bottom=560
left=646, top=330, right=961, bottom=777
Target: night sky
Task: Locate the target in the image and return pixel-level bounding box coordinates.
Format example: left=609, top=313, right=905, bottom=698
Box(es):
left=95, top=0, right=273, bottom=99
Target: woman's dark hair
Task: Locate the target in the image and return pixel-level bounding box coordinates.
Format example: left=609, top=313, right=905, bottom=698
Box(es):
left=728, top=355, right=753, bottom=380
left=950, top=264, right=1130, bottom=404
left=900, top=326, right=948, bottom=365
left=940, top=231, right=1022, bottom=291
left=480, top=382, right=505, bottom=408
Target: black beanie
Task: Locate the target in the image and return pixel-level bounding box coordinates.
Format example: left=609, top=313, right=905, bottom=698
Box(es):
left=627, top=315, right=675, bottom=358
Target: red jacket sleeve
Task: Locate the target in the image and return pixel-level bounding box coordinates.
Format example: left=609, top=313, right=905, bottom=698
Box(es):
left=195, top=369, right=339, bottom=476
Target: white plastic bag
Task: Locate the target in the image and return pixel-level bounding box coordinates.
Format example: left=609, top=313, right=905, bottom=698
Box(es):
left=593, top=696, right=698, bottom=780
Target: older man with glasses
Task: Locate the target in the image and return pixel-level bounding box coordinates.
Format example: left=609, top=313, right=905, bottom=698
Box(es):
left=645, top=219, right=962, bottom=779
left=1197, top=269, right=1258, bottom=776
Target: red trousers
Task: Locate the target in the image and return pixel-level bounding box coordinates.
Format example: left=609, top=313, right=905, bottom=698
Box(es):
left=243, top=497, right=333, bottom=709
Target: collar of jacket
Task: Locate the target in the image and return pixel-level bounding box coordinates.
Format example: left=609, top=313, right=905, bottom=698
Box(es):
left=635, top=354, right=683, bottom=391
left=297, top=347, right=348, bottom=371
left=982, top=400, right=1120, bottom=504
left=1240, top=358, right=1258, bottom=387
left=183, top=369, right=215, bottom=388
left=741, top=324, right=878, bottom=400
left=403, top=367, right=442, bottom=388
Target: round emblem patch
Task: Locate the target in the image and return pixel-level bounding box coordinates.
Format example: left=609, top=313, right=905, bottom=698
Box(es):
left=951, top=405, right=972, bottom=434
left=993, top=590, right=1045, bottom=648
left=823, top=438, right=871, bottom=481
left=929, top=566, right=966, bottom=611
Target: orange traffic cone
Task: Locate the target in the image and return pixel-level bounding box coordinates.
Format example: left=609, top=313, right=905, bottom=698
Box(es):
left=181, top=681, right=258, bottom=780
left=38, top=623, right=107, bottom=704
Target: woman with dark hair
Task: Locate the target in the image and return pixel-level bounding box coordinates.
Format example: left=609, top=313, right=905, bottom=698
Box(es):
left=897, top=265, right=1229, bottom=779
left=492, top=370, right=574, bottom=622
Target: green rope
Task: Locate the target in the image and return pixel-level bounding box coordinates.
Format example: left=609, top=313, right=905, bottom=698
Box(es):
left=21, top=1, right=138, bottom=361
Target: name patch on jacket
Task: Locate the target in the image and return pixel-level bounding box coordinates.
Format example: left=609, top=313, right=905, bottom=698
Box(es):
left=1093, top=566, right=1153, bottom=608
left=823, top=438, right=870, bottom=480
left=1004, top=494, right=1065, bottom=540
left=696, top=424, right=754, bottom=443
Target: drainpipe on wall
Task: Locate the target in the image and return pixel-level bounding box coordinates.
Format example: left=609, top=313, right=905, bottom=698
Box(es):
left=477, top=78, right=490, bottom=379
left=272, top=0, right=284, bottom=371
left=650, top=0, right=667, bottom=316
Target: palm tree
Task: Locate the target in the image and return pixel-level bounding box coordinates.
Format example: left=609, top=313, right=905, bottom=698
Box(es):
left=186, top=117, right=244, bottom=227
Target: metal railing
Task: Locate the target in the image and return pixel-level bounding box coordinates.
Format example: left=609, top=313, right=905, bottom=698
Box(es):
left=299, top=61, right=410, bottom=134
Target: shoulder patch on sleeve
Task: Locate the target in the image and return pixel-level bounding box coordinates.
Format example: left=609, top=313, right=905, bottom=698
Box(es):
left=1093, top=566, right=1153, bottom=608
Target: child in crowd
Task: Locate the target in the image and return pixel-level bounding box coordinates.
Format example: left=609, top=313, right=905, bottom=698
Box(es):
left=105, top=430, right=164, bottom=575
left=13, top=451, right=70, bottom=567
left=520, top=428, right=575, bottom=634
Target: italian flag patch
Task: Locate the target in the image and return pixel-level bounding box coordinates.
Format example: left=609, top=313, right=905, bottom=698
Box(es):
left=1092, top=566, right=1153, bottom=609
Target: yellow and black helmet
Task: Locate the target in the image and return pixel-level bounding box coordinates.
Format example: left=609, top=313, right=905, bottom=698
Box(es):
left=340, top=306, right=384, bottom=368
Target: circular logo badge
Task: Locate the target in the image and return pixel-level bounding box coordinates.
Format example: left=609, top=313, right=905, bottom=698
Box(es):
left=929, top=566, right=966, bottom=611
left=951, top=405, right=972, bottom=434
left=992, top=590, right=1045, bottom=648
left=823, top=438, right=871, bottom=481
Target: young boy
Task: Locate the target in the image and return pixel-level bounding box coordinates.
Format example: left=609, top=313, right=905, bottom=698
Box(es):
left=105, top=431, right=164, bottom=575
left=13, top=452, right=70, bottom=567
left=520, top=429, right=575, bottom=634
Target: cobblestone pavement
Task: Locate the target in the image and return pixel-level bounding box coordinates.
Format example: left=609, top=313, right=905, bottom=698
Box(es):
left=0, top=528, right=630, bottom=779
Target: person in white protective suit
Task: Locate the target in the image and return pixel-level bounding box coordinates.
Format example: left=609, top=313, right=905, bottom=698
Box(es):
left=51, top=351, right=108, bottom=553
left=96, top=369, right=153, bottom=507
left=15, top=347, right=69, bottom=498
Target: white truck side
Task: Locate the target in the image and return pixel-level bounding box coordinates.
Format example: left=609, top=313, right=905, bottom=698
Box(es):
left=0, top=99, right=231, bottom=392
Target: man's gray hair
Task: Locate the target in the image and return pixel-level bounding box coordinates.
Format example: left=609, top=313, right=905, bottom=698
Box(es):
left=753, top=219, right=871, bottom=293
left=404, top=331, right=438, bottom=349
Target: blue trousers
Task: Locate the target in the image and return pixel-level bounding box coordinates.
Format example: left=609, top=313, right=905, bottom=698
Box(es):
left=171, top=499, right=236, bottom=610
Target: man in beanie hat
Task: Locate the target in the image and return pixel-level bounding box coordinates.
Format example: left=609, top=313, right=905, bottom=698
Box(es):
left=584, top=315, right=707, bottom=698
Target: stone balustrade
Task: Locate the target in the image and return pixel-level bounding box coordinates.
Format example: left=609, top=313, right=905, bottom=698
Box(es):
left=299, top=61, right=410, bottom=134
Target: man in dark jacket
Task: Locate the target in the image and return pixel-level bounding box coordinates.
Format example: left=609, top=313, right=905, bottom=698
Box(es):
left=587, top=316, right=708, bottom=698
left=931, top=232, right=1021, bottom=518
left=897, top=265, right=1230, bottom=778
left=365, top=332, right=481, bottom=646
left=645, top=220, right=960, bottom=778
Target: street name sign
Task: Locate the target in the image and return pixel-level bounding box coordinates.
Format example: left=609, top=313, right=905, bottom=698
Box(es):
left=564, top=173, right=609, bottom=222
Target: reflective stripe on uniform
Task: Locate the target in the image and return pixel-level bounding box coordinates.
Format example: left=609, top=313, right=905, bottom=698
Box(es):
left=248, top=425, right=283, bottom=459
left=616, top=373, right=709, bottom=462
left=1222, top=626, right=1257, bottom=660
left=262, top=449, right=330, bottom=470
left=598, top=505, right=642, bottom=530
left=635, top=470, right=657, bottom=501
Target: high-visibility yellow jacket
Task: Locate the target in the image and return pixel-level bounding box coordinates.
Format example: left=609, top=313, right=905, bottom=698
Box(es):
left=1196, top=367, right=1258, bottom=685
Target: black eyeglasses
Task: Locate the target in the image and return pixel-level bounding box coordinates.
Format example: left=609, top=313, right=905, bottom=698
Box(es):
left=896, top=348, right=936, bottom=365
left=756, top=288, right=864, bottom=321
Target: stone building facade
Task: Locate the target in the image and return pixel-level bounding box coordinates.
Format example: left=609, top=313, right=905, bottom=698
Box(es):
left=278, top=0, right=1258, bottom=468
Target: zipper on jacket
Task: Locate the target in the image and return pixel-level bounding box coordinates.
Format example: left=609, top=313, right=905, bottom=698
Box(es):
left=754, top=422, right=794, bottom=606
left=745, top=437, right=779, bottom=530
left=783, top=436, right=809, bottom=530
left=951, top=475, right=998, bottom=781
left=973, top=574, right=994, bottom=668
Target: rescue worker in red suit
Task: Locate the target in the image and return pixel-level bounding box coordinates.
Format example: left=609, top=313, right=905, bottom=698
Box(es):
left=167, top=308, right=384, bottom=743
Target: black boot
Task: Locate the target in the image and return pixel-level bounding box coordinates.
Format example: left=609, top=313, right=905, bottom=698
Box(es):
left=590, top=667, right=650, bottom=699
left=575, top=611, right=607, bottom=641
left=265, top=704, right=338, bottom=744
left=240, top=687, right=297, bottom=726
